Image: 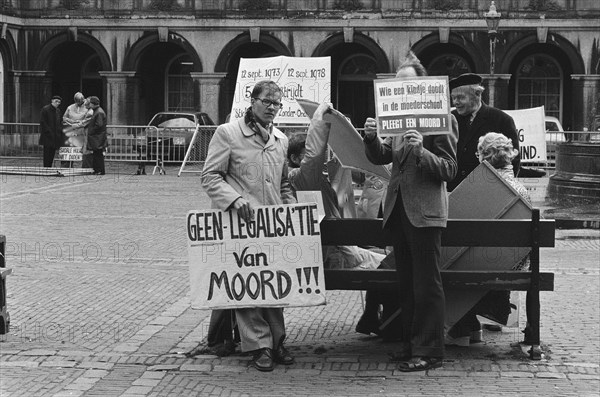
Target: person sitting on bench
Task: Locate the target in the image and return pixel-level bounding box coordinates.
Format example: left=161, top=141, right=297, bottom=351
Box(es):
left=446, top=132, right=532, bottom=346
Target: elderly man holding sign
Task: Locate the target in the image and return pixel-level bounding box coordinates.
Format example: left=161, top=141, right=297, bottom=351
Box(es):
left=201, top=80, right=296, bottom=372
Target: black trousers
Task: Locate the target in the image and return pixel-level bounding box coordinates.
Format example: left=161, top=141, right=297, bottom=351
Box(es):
left=390, top=198, right=445, bottom=358
left=91, top=149, right=105, bottom=174
left=43, top=146, right=57, bottom=167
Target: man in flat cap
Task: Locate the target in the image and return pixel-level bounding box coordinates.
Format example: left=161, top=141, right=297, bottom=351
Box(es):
left=85, top=96, right=108, bottom=175
left=448, top=73, right=520, bottom=191
left=39, top=95, right=64, bottom=167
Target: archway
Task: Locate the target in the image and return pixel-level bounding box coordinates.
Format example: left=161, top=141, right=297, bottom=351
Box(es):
left=313, top=32, right=389, bottom=127
left=505, top=37, right=584, bottom=130
left=412, top=33, right=481, bottom=77
left=215, top=32, right=291, bottom=122
left=124, top=33, right=203, bottom=123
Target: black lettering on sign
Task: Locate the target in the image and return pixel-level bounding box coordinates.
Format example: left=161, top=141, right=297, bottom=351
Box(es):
left=207, top=270, right=292, bottom=301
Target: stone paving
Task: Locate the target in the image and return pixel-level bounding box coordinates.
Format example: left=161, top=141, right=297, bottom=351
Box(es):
left=0, top=162, right=599, bottom=396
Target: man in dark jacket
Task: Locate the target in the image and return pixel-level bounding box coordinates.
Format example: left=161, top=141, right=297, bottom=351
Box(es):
left=85, top=96, right=107, bottom=175
left=448, top=73, right=520, bottom=191
left=39, top=95, right=64, bottom=167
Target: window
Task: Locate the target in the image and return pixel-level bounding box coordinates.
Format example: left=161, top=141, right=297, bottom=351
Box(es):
left=516, top=54, right=562, bottom=121
left=166, top=55, right=194, bottom=111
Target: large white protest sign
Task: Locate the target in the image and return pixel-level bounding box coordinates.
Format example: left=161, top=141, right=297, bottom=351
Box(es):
left=374, top=76, right=452, bottom=137
left=504, top=106, right=546, bottom=163
left=187, top=203, right=326, bottom=310
left=230, top=56, right=330, bottom=124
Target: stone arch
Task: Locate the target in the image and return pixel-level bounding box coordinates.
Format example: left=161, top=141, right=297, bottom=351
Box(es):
left=214, top=31, right=291, bottom=73
left=504, top=34, right=586, bottom=130
left=311, top=31, right=389, bottom=126
left=501, top=33, right=585, bottom=77
left=122, top=31, right=202, bottom=72
left=214, top=32, right=291, bottom=122
left=312, top=32, right=389, bottom=73
left=35, top=31, right=112, bottom=71
left=0, top=29, right=17, bottom=121
left=410, top=32, right=483, bottom=76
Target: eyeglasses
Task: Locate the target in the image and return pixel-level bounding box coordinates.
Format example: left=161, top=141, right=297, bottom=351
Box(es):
left=253, top=97, right=283, bottom=109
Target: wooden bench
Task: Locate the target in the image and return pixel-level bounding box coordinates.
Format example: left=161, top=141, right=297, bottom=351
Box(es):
left=320, top=209, right=555, bottom=360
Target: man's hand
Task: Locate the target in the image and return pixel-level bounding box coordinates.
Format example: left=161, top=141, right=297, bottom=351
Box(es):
left=363, top=117, right=378, bottom=142
left=313, top=102, right=332, bottom=121
left=403, top=130, right=424, bottom=158
left=232, top=197, right=254, bottom=223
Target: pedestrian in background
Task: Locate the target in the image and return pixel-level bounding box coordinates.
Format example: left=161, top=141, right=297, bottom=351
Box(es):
left=85, top=96, right=107, bottom=175
left=63, top=92, right=93, bottom=168
left=362, top=51, right=458, bottom=372
left=201, top=80, right=296, bottom=372
left=39, top=95, right=63, bottom=167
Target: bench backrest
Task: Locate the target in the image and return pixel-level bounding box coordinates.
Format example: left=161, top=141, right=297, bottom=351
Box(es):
left=320, top=217, right=555, bottom=248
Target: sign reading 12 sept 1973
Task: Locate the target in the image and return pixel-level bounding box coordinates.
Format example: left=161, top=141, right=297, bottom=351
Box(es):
left=374, top=76, right=452, bottom=137
left=187, top=203, right=326, bottom=310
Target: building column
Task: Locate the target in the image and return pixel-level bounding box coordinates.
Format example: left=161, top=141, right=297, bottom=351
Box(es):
left=12, top=71, right=52, bottom=123
left=571, top=74, right=600, bottom=130
left=191, top=72, right=226, bottom=124
left=98, top=71, right=137, bottom=125
left=480, top=74, right=511, bottom=110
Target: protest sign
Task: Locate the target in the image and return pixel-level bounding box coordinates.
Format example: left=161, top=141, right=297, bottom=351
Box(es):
left=59, top=125, right=85, bottom=161
left=187, top=203, right=326, bottom=310
left=230, top=56, right=330, bottom=124
left=504, top=106, right=546, bottom=163
left=296, top=99, right=391, bottom=180
left=58, top=146, right=82, bottom=161
left=373, top=76, right=452, bottom=137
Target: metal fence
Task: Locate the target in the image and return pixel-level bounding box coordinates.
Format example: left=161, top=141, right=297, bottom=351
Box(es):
left=2, top=122, right=599, bottom=171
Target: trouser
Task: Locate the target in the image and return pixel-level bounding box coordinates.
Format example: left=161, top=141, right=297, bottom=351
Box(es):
left=81, top=153, right=93, bottom=169
left=235, top=307, right=285, bottom=352
left=390, top=198, right=445, bottom=358
left=92, top=149, right=105, bottom=174
left=207, top=309, right=238, bottom=347
left=43, top=146, right=57, bottom=167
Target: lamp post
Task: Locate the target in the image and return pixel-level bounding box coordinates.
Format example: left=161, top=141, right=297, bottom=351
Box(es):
left=484, top=1, right=501, bottom=107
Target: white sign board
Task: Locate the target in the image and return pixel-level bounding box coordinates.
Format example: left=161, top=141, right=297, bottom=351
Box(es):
left=230, top=56, right=331, bottom=124
left=58, top=146, right=82, bottom=161
left=187, top=203, right=326, bottom=310
left=373, top=76, right=452, bottom=137
left=504, top=106, right=546, bottom=163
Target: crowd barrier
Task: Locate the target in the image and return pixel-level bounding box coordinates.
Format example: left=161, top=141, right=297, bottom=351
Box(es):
left=1, top=122, right=598, bottom=170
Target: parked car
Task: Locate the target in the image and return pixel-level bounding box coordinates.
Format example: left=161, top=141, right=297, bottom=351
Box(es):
left=545, top=116, right=565, bottom=144
left=145, top=111, right=215, bottom=162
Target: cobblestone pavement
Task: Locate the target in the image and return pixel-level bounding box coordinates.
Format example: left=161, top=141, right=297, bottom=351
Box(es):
left=0, top=164, right=599, bottom=396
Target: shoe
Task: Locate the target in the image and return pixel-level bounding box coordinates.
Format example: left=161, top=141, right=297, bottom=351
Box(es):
left=444, top=335, right=470, bottom=347
left=470, top=330, right=483, bottom=344
left=397, top=356, right=442, bottom=372
left=483, top=324, right=502, bottom=332
left=355, top=319, right=381, bottom=336
left=274, top=344, right=295, bottom=365
left=251, top=348, right=274, bottom=372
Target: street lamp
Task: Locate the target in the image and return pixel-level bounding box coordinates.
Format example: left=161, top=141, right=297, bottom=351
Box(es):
left=484, top=1, right=501, bottom=106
